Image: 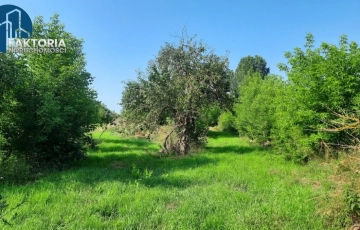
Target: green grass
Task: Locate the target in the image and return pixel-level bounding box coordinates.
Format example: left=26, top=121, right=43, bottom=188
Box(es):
left=0, top=131, right=347, bottom=229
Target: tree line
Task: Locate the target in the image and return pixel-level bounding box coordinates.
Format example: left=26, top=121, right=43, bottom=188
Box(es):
left=229, top=34, right=360, bottom=163
left=121, top=32, right=360, bottom=163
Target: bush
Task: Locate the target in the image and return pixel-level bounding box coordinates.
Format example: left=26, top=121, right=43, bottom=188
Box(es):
left=269, top=84, right=314, bottom=162
left=0, top=154, right=32, bottom=182
left=218, top=110, right=236, bottom=133
left=201, top=105, right=221, bottom=127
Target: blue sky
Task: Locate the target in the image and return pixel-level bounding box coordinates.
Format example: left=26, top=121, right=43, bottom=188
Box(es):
left=5, top=0, right=360, bottom=112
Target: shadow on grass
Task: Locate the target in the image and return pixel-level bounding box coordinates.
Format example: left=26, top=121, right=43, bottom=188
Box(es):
left=62, top=150, right=218, bottom=189
left=206, top=130, right=268, bottom=154
left=99, top=138, right=152, bottom=147
left=207, top=130, right=237, bottom=139
left=23, top=131, right=249, bottom=189
left=70, top=131, right=261, bottom=188
left=88, top=138, right=156, bottom=154
left=205, top=145, right=265, bottom=155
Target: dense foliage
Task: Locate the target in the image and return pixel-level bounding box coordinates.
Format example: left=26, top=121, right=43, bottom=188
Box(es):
left=218, top=110, right=237, bottom=133
left=230, top=34, right=360, bottom=162
left=0, top=14, right=102, bottom=176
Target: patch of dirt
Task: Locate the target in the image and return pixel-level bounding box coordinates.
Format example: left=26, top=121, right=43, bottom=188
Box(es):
left=166, top=202, right=177, bottom=210
left=268, top=169, right=281, bottom=175
left=311, top=181, right=322, bottom=190
left=268, top=169, right=285, bottom=179
left=109, top=161, right=127, bottom=169
left=233, top=185, right=248, bottom=192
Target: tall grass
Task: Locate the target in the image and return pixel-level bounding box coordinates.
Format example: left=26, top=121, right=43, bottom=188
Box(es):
left=0, top=131, right=354, bottom=229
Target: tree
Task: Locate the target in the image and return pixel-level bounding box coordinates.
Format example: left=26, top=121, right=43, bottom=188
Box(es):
left=232, top=55, right=270, bottom=98
left=121, top=33, right=231, bottom=155
left=97, top=102, right=118, bottom=138
left=200, top=105, right=222, bottom=127
left=0, top=14, right=99, bottom=170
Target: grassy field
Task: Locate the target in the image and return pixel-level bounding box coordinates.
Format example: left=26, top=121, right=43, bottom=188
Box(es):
left=0, top=131, right=353, bottom=229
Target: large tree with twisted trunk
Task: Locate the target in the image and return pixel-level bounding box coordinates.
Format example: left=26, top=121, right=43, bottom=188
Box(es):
left=120, top=34, right=231, bottom=155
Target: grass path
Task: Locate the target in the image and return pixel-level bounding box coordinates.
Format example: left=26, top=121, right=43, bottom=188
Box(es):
left=0, top=131, right=343, bottom=229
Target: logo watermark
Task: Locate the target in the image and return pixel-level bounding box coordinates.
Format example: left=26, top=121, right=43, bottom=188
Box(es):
left=0, top=4, right=66, bottom=53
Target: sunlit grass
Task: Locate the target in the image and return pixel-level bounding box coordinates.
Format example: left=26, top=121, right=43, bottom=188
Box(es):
left=0, top=131, right=348, bottom=229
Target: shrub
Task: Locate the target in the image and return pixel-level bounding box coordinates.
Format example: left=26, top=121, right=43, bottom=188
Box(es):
left=218, top=110, right=236, bottom=133
left=0, top=154, right=32, bottom=182
left=201, top=105, right=222, bottom=127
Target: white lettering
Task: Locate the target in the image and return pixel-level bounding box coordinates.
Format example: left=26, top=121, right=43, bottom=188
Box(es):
left=47, top=40, right=54, bottom=47
left=38, top=39, right=46, bottom=47
left=31, top=39, right=37, bottom=47
left=15, top=39, right=22, bottom=47
left=8, top=39, right=15, bottom=47
left=58, top=39, right=66, bottom=47
left=23, top=39, right=31, bottom=48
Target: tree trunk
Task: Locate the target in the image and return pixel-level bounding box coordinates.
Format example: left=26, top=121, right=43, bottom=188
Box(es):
left=178, top=127, right=190, bottom=155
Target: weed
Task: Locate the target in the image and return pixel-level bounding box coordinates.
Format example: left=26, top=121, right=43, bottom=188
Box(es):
left=345, top=189, right=360, bottom=218
left=143, top=168, right=153, bottom=179
left=131, top=164, right=141, bottom=180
